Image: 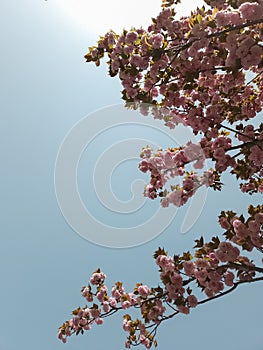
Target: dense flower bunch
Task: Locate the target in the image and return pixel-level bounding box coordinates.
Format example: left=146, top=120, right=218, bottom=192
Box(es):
left=85, top=0, right=263, bottom=205
left=138, top=136, right=228, bottom=206
left=59, top=0, right=263, bottom=348
left=219, top=204, right=263, bottom=250
left=58, top=206, right=263, bottom=348
left=138, top=126, right=263, bottom=204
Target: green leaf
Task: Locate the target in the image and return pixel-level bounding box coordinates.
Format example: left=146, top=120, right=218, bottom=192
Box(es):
left=194, top=236, right=204, bottom=248
left=197, top=13, right=203, bottom=23
left=72, top=307, right=81, bottom=316
left=181, top=251, right=193, bottom=261
left=186, top=287, right=192, bottom=295
left=153, top=247, right=168, bottom=259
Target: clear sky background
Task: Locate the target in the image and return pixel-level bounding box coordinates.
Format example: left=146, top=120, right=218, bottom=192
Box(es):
left=1, top=1, right=262, bottom=350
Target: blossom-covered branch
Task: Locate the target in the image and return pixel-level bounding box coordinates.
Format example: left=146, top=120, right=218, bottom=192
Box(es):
left=83, top=0, right=263, bottom=205
left=59, top=0, right=263, bottom=348
left=58, top=205, right=263, bottom=348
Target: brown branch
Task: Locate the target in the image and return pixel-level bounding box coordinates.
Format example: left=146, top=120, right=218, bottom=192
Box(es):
left=207, top=18, right=263, bottom=39
left=135, top=275, right=263, bottom=343
left=227, top=139, right=263, bottom=152
left=167, top=18, right=263, bottom=54
left=198, top=276, right=263, bottom=306
left=228, top=262, right=263, bottom=274
left=246, top=70, right=263, bottom=86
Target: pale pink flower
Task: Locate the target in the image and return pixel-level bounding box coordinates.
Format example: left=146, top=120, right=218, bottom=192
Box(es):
left=123, top=319, right=131, bottom=332
left=218, top=216, right=231, bottom=230
left=125, top=341, right=131, bottom=348
left=125, top=31, right=138, bottom=44
left=58, top=332, right=67, bottom=343
left=224, top=271, right=235, bottom=286
left=239, top=2, right=263, bottom=20
left=168, top=189, right=182, bottom=206
left=255, top=212, right=263, bottom=224
left=177, top=305, right=190, bottom=314
left=102, top=301, right=110, bottom=313
left=248, top=145, right=263, bottom=167
left=183, top=260, right=195, bottom=276
left=187, top=295, right=198, bottom=308
left=241, top=182, right=255, bottom=192
left=233, top=219, right=248, bottom=239
left=122, top=300, right=131, bottom=309
left=95, top=318, right=104, bottom=325
left=138, top=285, right=151, bottom=297
left=194, top=269, right=208, bottom=282
left=109, top=297, right=117, bottom=307
left=161, top=197, right=170, bottom=208
left=91, top=308, right=100, bottom=318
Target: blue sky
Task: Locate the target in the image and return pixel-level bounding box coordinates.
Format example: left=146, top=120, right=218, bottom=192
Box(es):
left=1, top=1, right=262, bottom=350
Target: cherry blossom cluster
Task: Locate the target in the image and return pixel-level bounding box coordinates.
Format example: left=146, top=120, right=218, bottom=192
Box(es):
left=84, top=0, right=263, bottom=206
left=58, top=206, right=263, bottom=348
left=138, top=132, right=248, bottom=205
left=138, top=124, right=262, bottom=205
left=85, top=1, right=263, bottom=127
left=138, top=141, right=222, bottom=206
left=230, top=123, right=263, bottom=192
left=59, top=0, right=263, bottom=348
left=58, top=269, right=140, bottom=344
left=218, top=204, right=263, bottom=251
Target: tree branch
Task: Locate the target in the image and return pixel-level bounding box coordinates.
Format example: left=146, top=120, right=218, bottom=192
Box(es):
left=198, top=276, right=263, bottom=306
left=167, top=18, right=263, bottom=54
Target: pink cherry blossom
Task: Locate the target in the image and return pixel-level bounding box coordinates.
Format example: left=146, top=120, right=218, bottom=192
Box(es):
left=60, top=2, right=263, bottom=348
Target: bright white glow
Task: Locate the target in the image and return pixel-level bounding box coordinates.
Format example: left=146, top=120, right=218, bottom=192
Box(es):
left=52, top=0, right=205, bottom=35
left=53, top=0, right=161, bottom=35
